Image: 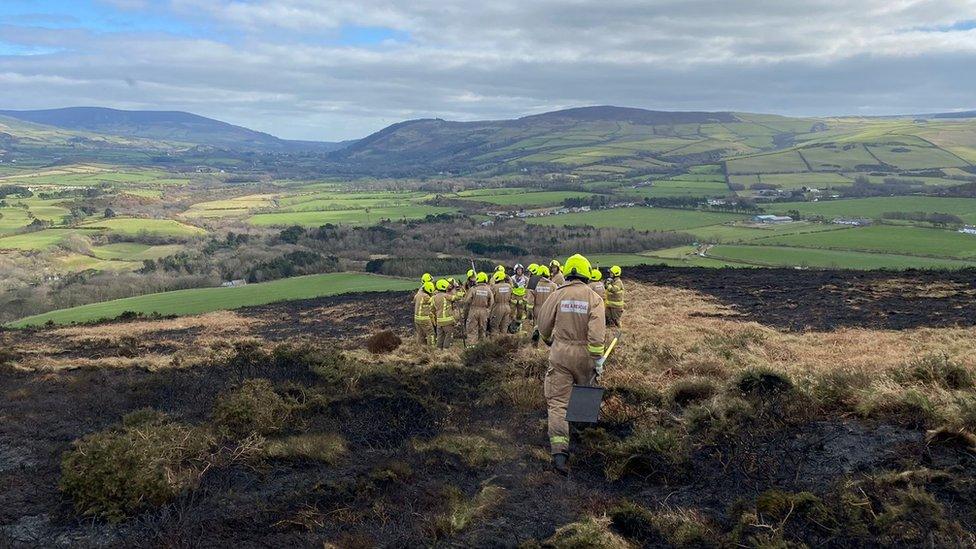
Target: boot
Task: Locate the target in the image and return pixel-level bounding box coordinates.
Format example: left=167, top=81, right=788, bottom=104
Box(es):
left=551, top=452, right=570, bottom=476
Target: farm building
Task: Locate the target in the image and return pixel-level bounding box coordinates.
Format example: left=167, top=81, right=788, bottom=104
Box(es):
left=833, top=217, right=872, bottom=227
left=753, top=214, right=794, bottom=224
left=960, top=225, right=976, bottom=235
left=221, top=279, right=247, bottom=288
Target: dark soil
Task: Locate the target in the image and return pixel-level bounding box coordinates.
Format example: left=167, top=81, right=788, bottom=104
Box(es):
left=628, top=266, right=976, bottom=331
left=1, top=349, right=973, bottom=547
left=240, top=290, right=412, bottom=341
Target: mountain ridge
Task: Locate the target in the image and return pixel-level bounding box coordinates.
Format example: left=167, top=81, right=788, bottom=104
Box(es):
left=0, top=107, right=348, bottom=152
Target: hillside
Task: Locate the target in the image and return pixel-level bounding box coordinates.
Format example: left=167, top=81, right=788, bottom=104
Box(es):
left=329, top=105, right=976, bottom=179
left=329, top=106, right=812, bottom=176
left=0, top=107, right=345, bottom=152
left=2, top=268, right=976, bottom=546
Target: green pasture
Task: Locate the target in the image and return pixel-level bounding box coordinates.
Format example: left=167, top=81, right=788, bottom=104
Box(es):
left=0, top=229, right=97, bottom=250
left=798, top=145, right=876, bottom=171
left=79, top=217, right=206, bottom=237
left=524, top=206, right=745, bottom=231
left=185, top=194, right=276, bottom=217
left=688, top=221, right=850, bottom=243
left=90, top=243, right=184, bottom=261
left=468, top=191, right=595, bottom=206
left=0, top=207, right=33, bottom=234
left=757, top=172, right=852, bottom=188
left=768, top=197, right=976, bottom=223
left=707, top=244, right=976, bottom=270
left=866, top=145, right=969, bottom=170
left=8, top=272, right=418, bottom=328
left=757, top=225, right=976, bottom=259
left=248, top=205, right=456, bottom=227
left=726, top=151, right=809, bottom=174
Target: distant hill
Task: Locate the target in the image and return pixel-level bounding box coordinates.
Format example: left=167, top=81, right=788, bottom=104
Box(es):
left=329, top=105, right=815, bottom=176
left=927, top=110, right=976, bottom=119
left=0, top=107, right=347, bottom=152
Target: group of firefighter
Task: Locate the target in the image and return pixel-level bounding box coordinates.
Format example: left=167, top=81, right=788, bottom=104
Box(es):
left=412, top=254, right=625, bottom=475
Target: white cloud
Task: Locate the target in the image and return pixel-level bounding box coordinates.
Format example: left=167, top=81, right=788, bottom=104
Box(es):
left=0, top=0, right=975, bottom=139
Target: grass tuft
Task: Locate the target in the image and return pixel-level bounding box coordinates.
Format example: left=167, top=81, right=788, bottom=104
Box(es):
left=265, top=433, right=347, bottom=464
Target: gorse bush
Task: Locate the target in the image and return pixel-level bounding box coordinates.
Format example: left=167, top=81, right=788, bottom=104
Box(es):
left=213, top=378, right=292, bottom=436
left=60, top=410, right=215, bottom=521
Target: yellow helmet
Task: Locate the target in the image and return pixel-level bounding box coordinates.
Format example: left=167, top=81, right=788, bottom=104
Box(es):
left=495, top=265, right=506, bottom=273
left=563, top=254, right=591, bottom=279
left=540, top=266, right=551, bottom=278
left=436, top=279, right=450, bottom=291
left=422, top=281, right=435, bottom=294
left=512, top=286, right=526, bottom=297
left=550, top=259, right=561, bottom=268
left=466, top=269, right=475, bottom=279
left=476, top=272, right=489, bottom=283
left=590, top=269, right=603, bottom=282
left=528, top=263, right=539, bottom=275
left=492, top=271, right=507, bottom=282
left=421, top=273, right=433, bottom=283
left=610, top=265, right=622, bottom=277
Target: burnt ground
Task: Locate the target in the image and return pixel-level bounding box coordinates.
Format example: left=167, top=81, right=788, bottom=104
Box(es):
left=2, top=269, right=976, bottom=546
left=628, top=266, right=976, bottom=331
left=3, top=346, right=973, bottom=548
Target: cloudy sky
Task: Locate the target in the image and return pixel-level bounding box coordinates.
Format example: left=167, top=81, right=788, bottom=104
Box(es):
left=0, top=0, right=974, bottom=140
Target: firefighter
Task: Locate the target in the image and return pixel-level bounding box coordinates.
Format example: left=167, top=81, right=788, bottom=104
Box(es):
left=512, top=264, right=528, bottom=288
left=413, top=280, right=436, bottom=347
left=511, top=285, right=528, bottom=334
left=605, top=265, right=626, bottom=328
left=536, top=254, right=606, bottom=476
left=464, top=269, right=477, bottom=290
left=433, top=279, right=456, bottom=349
left=527, top=263, right=541, bottom=291
left=549, top=260, right=565, bottom=286
left=588, top=268, right=606, bottom=300
left=451, top=278, right=466, bottom=339
left=465, top=272, right=494, bottom=342
left=489, top=270, right=513, bottom=334
left=530, top=266, right=557, bottom=321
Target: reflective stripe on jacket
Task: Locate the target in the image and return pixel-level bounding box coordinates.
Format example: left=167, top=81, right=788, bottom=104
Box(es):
left=414, top=289, right=434, bottom=322
left=433, top=292, right=455, bottom=326
left=606, top=278, right=626, bottom=309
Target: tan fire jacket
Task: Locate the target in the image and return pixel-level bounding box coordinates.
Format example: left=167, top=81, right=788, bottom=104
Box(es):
left=529, top=278, right=557, bottom=312
left=490, top=281, right=513, bottom=312
left=432, top=292, right=455, bottom=326
left=588, top=281, right=606, bottom=300
left=466, top=283, right=495, bottom=312
left=536, top=280, right=607, bottom=358
left=413, top=289, right=434, bottom=324
left=551, top=271, right=566, bottom=286
left=605, top=278, right=625, bottom=309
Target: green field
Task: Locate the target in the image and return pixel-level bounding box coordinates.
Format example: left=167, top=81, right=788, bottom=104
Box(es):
left=866, top=145, right=969, bottom=170
left=79, top=217, right=206, bottom=237
left=726, top=151, right=809, bottom=174
left=769, top=197, right=976, bottom=223
left=525, top=207, right=745, bottom=231
left=798, top=144, right=877, bottom=171
left=8, top=272, right=418, bottom=327
left=0, top=229, right=98, bottom=250
left=184, top=194, right=277, bottom=218
left=0, top=207, right=33, bottom=234
left=463, top=190, right=595, bottom=206
left=688, top=222, right=851, bottom=243
left=758, top=225, right=976, bottom=259
left=707, top=245, right=976, bottom=269
left=248, top=205, right=456, bottom=227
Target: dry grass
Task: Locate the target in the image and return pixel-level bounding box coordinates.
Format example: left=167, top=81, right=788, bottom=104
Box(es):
left=600, top=283, right=976, bottom=424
